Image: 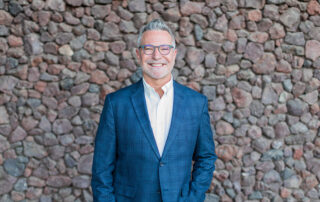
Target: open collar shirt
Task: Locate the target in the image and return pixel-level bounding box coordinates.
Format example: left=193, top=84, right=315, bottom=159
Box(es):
left=143, top=77, right=174, bottom=157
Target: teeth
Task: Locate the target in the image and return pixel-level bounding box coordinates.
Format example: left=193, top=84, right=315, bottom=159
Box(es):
left=150, top=64, right=163, bottom=67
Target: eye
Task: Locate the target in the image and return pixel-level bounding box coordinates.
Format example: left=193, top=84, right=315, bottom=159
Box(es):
left=160, top=46, right=170, bottom=51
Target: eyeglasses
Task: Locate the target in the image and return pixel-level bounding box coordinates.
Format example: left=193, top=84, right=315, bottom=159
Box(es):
left=139, top=44, right=174, bottom=55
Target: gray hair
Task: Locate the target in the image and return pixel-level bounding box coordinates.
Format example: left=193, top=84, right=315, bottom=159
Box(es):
left=137, top=19, right=176, bottom=48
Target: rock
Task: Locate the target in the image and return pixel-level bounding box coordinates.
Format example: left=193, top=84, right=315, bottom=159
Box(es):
left=269, top=23, right=285, bottom=39
left=290, top=122, right=308, bottom=135
left=194, top=25, right=203, bottom=41
left=264, top=170, right=281, bottom=184
left=163, top=7, right=180, bottom=22
left=14, top=178, right=27, bottom=191
left=306, top=40, right=320, bottom=61
left=109, top=41, right=126, bottom=54
left=28, top=177, right=45, bottom=187
left=71, top=83, right=90, bottom=95
left=0, top=10, right=13, bottom=27
left=0, top=106, right=9, bottom=124
left=66, top=0, right=83, bottom=7
left=48, top=145, right=65, bottom=160
left=285, top=32, right=305, bottom=46
left=261, top=149, right=283, bottom=161
left=78, top=154, right=93, bottom=174
left=58, top=106, right=78, bottom=119
left=253, top=53, right=277, bottom=74
left=244, top=0, right=265, bottom=9
left=0, top=135, right=10, bottom=153
left=216, top=120, right=234, bottom=135
left=214, top=15, right=228, bottom=33
left=47, top=176, right=72, bottom=187
left=128, top=0, right=146, bottom=12
left=102, top=23, right=121, bottom=41
left=275, top=122, right=290, bottom=138
left=186, top=47, right=205, bottom=67
left=231, top=87, right=252, bottom=108
left=53, top=119, right=73, bottom=135
left=10, top=126, right=27, bottom=143
left=249, top=191, right=263, bottom=200
left=287, top=99, right=308, bottom=116
left=300, top=90, right=318, bottom=105
left=252, top=138, right=270, bottom=153
left=284, top=175, right=301, bottom=188
left=119, top=20, right=137, bottom=33
left=307, top=0, right=320, bottom=15
left=24, top=34, right=43, bottom=55
left=261, top=85, right=278, bottom=105
left=0, top=180, right=13, bottom=195
left=90, top=70, right=109, bottom=85
left=276, top=59, right=292, bottom=73
left=46, top=0, right=66, bottom=12
left=180, top=2, right=204, bottom=16
left=58, top=45, right=73, bottom=56
left=280, top=8, right=300, bottom=29
left=72, top=175, right=90, bottom=188
left=229, top=15, right=245, bottom=30
left=202, top=86, right=216, bottom=100
left=0, top=25, right=9, bottom=36
left=244, top=42, right=264, bottom=62
left=4, top=158, right=25, bottom=177
left=263, top=5, right=279, bottom=20
left=56, top=32, right=73, bottom=45
left=205, top=54, right=217, bottom=69
left=82, top=93, right=99, bottom=106
left=23, top=141, right=47, bottom=159
left=216, top=145, right=238, bottom=162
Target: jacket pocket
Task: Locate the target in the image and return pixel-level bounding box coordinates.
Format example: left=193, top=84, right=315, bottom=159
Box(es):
left=114, top=183, right=136, bottom=198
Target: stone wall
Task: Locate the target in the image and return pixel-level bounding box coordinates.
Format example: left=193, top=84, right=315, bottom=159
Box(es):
left=0, top=0, right=320, bottom=201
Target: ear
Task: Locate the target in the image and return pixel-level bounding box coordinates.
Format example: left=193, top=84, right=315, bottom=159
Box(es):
left=136, top=48, right=141, bottom=61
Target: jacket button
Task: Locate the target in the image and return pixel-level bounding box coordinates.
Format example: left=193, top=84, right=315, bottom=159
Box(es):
left=160, top=162, right=164, bottom=167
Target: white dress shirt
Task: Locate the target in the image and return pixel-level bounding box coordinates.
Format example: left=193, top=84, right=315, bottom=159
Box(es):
left=143, top=77, right=174, bottom=157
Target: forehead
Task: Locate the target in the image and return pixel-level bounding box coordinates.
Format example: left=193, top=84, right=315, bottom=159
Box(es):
left=141, top=30, right=173, bottom=45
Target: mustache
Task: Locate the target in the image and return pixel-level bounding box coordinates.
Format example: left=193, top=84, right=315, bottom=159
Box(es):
left=146, top=60, right=168, bottom=64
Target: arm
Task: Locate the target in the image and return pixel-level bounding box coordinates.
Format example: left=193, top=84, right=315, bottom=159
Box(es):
left=189, top=97, right=217, bottom=202
left=91, top=95, right=116, bottom=202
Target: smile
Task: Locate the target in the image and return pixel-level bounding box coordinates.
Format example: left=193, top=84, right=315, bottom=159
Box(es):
left=149, top=63, right=165, bottom=67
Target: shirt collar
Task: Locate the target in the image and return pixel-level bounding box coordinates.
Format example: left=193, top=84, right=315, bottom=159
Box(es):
left=143, top=75, right=173, bottom=97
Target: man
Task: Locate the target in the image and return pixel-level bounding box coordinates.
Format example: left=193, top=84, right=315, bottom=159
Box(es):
left=91, top=19, right=217, bottom=202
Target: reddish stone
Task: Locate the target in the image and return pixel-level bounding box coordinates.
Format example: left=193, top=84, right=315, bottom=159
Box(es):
left=307, top=0, right=320, bottom=15
left=71, top=83, right=90, bottom=95
left=180, top=2, right=205, bottom=16
left=306, top=40, right=320, bottom=61
left=8, top=35, right=23, bottom=47
left=100, top=85, right=115, bottom=100
left=247, top=10, right=262, bottom=21
left=34, top=81, right=47, bottom=92
left=0, top=10, right=13, bottom=26
left=105, top=11, right=121, bottom=23
left=249, top=32, right=268, bottom=43
left=226, top=29, right=237, bottom=42
left=216, top=145, right=237, bottom=162
left=11, top=191, right=25, bottom=201
left=95, top=41, right=109, bottom=52
left=304, top=175, right=318, bottom=189
left=276, top=59, right=292, bottom=73
left=47, top=64, right=64, bottom=75
left=81, top=60, right=96, bottom=73
left=21, top=117, right=39, bottom=131
left=28, top=177, right=45, bottom=187
left=117, top=68, right=131, bottom=82
left=38, top=11, right=51, bottom=26
left=216, top=120, right=234, bottom=135
left=280, top=187, right=291, bottom=198
left=109, top=41, right=126, bottom=54
left=231, top=87, right=252, bottom=108
left=10, top=126, right=27, bottom=143
left=47, top=176, right=72, bottom=187
left=293, top=147, right=303, bottom=160
left=252, top=53, right=277, bottom=74
left=269, top=23, right=285, bottom=39
left=90, top=70, right=109, bottom=85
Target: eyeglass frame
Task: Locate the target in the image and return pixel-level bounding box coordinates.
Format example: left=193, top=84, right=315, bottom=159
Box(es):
left=138, top=44, right=175, bottom=55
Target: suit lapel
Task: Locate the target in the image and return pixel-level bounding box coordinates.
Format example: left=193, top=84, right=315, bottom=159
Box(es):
left=161, top=81, right=185, bottom=159
left=131, top=80, right=161, bottom=159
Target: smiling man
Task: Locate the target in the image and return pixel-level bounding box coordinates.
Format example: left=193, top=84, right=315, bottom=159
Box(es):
left=91, top=19, right=217, bottom=202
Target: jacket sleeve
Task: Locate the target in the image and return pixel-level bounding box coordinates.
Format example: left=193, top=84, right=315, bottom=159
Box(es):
left=91, top=95, right=116, bottom=202
left=189, top=97, right=217, bottom=202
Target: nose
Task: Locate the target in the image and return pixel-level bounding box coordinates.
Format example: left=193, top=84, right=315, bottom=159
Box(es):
left=152, top=47, right=162, bottom=59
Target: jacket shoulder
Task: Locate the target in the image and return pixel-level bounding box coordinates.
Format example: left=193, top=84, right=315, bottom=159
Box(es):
left=174, top=81, right=207, bottom=101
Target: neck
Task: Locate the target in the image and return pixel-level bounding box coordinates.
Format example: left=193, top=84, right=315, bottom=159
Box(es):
left=143, top=74, right=171, bottom=98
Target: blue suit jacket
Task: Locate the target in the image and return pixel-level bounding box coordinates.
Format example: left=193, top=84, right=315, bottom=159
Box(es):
left=91, top=79, right=217, bottom=202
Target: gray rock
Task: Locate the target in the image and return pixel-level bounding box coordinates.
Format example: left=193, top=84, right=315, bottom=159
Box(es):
left=128, top=0, right=146, bottom=12
left=286, top=99, right=308, bottom=116
left=284, top=175, right=301, bottom=188
left=267, top=0, right=285, bottom=4
left=24, top=34, right=43, bottom=55
left=285, top=32, right=305, bottom=46
left=94, top=0, right=112, bottom=4
left=244, top=0, right=265, bottom=9
left=78, top=154, right=93, bottom=174
left=194, top=24, right=203, bottom=41
left=261, top=149, right=284, bottom=161
left=53, top=119, right=73, bottom=135
left=72, top=175, right=90, bottom=188
left=290, top=122, right=308, bottom=135
left=263, top=170, right=281, bottom=184
left=4, top=158, right=25, bottom=177
left=72, top=49, right=90, bottom=62
left=283, top=79, right=293, bottom=92
left=280, top=8, right=300, bottom=30
left=14, top=178, right=28, bottom=191
left=70, top=34, right=86, bottom=50
left=65, top=154, right=77, bottom=168
left=0, top=25, right=9, bottom=36
left=261, top=85, right=278, bottom=105
left=202, top=86, right=216, bottom=101
left=249, top=191, right=263, bottom=200
left=23, top=141, right=47, bottom=159
left=205, top=193, right=220, bottom=202
left=101, top=23, right=121, bottom=41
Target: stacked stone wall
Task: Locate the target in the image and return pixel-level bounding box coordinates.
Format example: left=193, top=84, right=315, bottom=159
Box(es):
left=0, top=0, right=320, bottom=201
